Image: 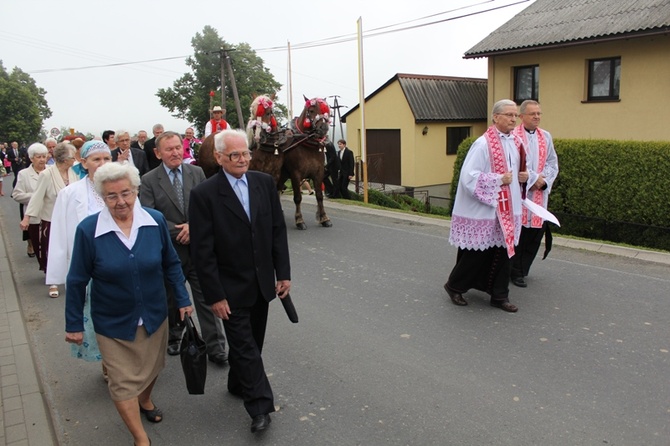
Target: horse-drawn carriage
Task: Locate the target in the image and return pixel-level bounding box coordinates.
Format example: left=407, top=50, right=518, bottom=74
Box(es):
left=198, top=95, right=334, bottom=230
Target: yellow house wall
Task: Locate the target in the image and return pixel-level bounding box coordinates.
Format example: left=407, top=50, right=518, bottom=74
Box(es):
left=487, top=34, right=670, bottom=141
left=346, top=80, right=487, bottom=188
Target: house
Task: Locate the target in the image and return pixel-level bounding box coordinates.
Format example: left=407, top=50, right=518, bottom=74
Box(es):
left=464, top=0, right=670, bottom=141
left=341, top=74, right=488, bottom=197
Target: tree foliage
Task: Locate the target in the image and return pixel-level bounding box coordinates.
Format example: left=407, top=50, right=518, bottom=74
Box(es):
left=0, top=61, right=52, bottom=143
left=156, top=26, right=283, bottom=136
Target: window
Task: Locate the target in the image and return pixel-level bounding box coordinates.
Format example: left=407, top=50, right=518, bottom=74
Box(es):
left=446, top=127, right=470, bottom=155
left=588, top=57, right=621, bottom=100
left=514, top=65, right=539, bottom=104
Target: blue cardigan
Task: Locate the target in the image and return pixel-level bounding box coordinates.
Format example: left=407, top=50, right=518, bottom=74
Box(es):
left=65, top=207, right=190, bottom=341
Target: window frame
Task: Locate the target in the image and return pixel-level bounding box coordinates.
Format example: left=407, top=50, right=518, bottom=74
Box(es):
left=446, top=126, right=470, bottom=156
left=587, top=57, right=621, bottom=101
left=513, top=65, right=539, bottom=104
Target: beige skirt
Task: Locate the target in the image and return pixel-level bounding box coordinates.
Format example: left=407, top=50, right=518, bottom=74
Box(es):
left=96, top=319, right=168, bottom=401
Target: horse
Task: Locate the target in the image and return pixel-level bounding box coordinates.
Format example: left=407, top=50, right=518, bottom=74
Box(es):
left=196, top=95, right=333, bottom=230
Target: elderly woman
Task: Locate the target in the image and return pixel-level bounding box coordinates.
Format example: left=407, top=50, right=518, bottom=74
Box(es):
left=65, top=162, right=193, bottom=446
left=20, top=142, right=79, bottom=297
left=47, top=141, right=112, bottom=366
left=11, top=143, right=49, bottom=258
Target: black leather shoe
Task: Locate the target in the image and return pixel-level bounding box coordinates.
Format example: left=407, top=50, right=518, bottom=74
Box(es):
left=444, top=283, right=467, bottom=306
left=511, top=277, right=527, bottom=288
left=208, top=352, right=228, bottom=365
left=250, top=414, right=271, bottom=433
left=490, top=299, right=519, bottom=312
left=166, top=343, right=180, bottom=356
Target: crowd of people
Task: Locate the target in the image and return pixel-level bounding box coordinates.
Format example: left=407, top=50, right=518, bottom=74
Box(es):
left=0, top=112, right=306, bottom=444
left=0, top=99, right=557, bottom=444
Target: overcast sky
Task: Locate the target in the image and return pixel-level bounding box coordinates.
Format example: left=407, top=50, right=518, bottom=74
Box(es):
left=0, top=0, right=534, bottom=138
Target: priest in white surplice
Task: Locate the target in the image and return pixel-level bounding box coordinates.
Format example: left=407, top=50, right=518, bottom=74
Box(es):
left=444, top=99, right=529, bottom=312
left=509, top=100, right=559, bottom=288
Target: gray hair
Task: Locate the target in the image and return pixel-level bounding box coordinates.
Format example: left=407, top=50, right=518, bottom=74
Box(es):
left=152, top=123, right=164, bottom=133
left=27, top=143, right=48, bottom=159
left=93, top=162, right=141, bottom=196
left=54, top=142, right=75, bottom=163
left=491, top=99, right=518, bottom=121
left=214, top=129, right=248, bottom=154
left=44, top=137, right=57, bottom=146
left=156, top=131, right=182, bottom=150
left=519, top=100, right=540, bottom=114
left=115, top=129, right=130, bottom=140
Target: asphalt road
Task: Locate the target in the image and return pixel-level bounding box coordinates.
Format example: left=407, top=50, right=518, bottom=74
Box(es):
left=1, top=190, right=668, bottom=446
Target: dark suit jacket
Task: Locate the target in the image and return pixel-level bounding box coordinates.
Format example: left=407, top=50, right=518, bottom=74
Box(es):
left=7, top=147, right=30, bottom=172
left=143, top=137, right=161, bottom=171
left=189, top=170, right=290, bottom=309
left=324, top=141, right=340, bottom=175
left=111, top=147, right=150, bottom=176
left=139, top=163, right=205, bottom=262
left=339, top=147, right=354, bottom=177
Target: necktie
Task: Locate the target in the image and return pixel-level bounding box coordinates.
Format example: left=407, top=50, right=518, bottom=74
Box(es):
left=172, top=168, right=184, bottom=212
left=234, top=179, right=250, bottom=220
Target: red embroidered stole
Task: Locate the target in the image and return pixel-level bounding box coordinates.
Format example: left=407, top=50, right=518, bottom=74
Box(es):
left=513, top=126, right=547, bottom=227
left=209, top=119, right=228, bottom=133
left=484, top=126, right=517, bottom=258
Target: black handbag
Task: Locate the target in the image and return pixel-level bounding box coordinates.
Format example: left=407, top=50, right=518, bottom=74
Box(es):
left=179, top=316, right=207, bottom=395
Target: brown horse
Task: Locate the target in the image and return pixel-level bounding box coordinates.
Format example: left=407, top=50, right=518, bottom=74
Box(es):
left=197, top=95, right=333, bottom=230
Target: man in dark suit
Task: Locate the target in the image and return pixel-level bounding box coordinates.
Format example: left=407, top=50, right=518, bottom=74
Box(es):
left=111, top=130, right=150, bottom=176
left=334, top=138, right=354, bottom=199
left=139, top=131, right=228, bottom=365
left=7, top=141, right=29, bottom=187
left=190, top=128, right=291, bottom=434
left=131, top=129, right=148, bottom=151
left=323, top=139, right=340, bottom=198
left=143, top=124, right=164, bottom=171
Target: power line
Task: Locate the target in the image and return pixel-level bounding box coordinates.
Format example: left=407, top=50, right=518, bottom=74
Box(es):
left=17, top=0, right=530, bottom=74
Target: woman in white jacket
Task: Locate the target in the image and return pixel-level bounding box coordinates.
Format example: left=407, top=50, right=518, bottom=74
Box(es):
left=47, top=141, right=112, bottom=365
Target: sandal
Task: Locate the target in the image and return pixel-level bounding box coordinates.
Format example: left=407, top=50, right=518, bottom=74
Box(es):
left=48, top=285, right=59, bottom=298
left=139, top=403, right=163, bottom=423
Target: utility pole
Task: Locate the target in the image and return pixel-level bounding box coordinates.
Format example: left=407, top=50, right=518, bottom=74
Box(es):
left=219, top=47, right=227, bottom=110
left=328, top=95, right=347, bottom=142
left=224, top=50, right=245, bottom=129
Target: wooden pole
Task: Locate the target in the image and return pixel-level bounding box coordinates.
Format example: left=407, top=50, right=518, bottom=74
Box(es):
left=357, top=17, right=368, bottom=204
left=224, top=50, right=244, bottom=129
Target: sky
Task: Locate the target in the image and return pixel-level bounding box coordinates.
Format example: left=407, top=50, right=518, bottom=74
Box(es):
left=0, top=0, right=535, bottom=139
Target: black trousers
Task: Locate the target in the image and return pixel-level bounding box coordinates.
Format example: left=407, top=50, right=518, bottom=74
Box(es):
left=334, top=174, right=351, bottom=199
left=510, top=225, right=545, bottom=280
left=223, top=293, right=275, bottom=418
left=447, top=246, right=511, bottom=300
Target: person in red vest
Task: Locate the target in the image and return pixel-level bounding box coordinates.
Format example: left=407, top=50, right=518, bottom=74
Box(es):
left=204, top=106, right=229, bottom=138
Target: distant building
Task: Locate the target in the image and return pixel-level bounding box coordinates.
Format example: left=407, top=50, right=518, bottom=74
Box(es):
left=342, top=73, right=488, bottom=197
left=464, top=0, right=670, bottom=141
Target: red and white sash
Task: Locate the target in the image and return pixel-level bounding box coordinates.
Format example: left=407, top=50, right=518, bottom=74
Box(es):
left=513, top=126, right=547, bottom=227
left=484, top=126, right=519, bottom=258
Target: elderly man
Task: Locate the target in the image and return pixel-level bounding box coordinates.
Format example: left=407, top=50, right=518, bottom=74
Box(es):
left=111, top=130, right=149, bottom=176
left=444, top=99, right=529, bottom=313
left=131, top=130, right=148, bottom=151
left=45, top=137, right=57, bottom=165
left=204, top=106, right=229, bottom=138
left=144, top=124, right=164, bottom=170
left=190, top=129, right=291, bottom=433
left=182, top=127, right=200, bottom=164
left=139, top=131, right=228, bottom=364
left=509, top=100, right=559, bottom=287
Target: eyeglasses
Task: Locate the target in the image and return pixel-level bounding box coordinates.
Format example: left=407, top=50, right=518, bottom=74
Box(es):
left=104, top=189, right=136, bottom=203
left=225, top=151, right=252, bottom=162
left=497, top=113, right=519, bottom=119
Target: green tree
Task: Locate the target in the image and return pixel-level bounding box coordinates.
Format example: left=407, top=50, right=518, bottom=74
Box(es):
left=156, top=26, right=283, bottom=136
left=0, top=61, right=52, bottom=143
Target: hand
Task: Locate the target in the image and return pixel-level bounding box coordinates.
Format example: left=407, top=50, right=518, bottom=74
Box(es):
left=518, top=171, right=529, bottom=183
left=175, top=223, right=190, bottom=244
left=118, top=150, right=130, bottom=162
left=65, top=332, right=84, bottom=345
left=531, top=176, right=546, bottom=191
left=501, top=172, right=513, bottom=185
left=179, top=305, right=193, bottom=321
left=276, top=280, right=291, bottom=299
left=211, top=299, right=231, bottom=320
left=19, top=216, right=30, bottom=231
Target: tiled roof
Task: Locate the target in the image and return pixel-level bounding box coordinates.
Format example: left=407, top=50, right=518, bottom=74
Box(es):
left=465, top=0, right=670, bottom=58
left=341, top=74, right=487, bottom=123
